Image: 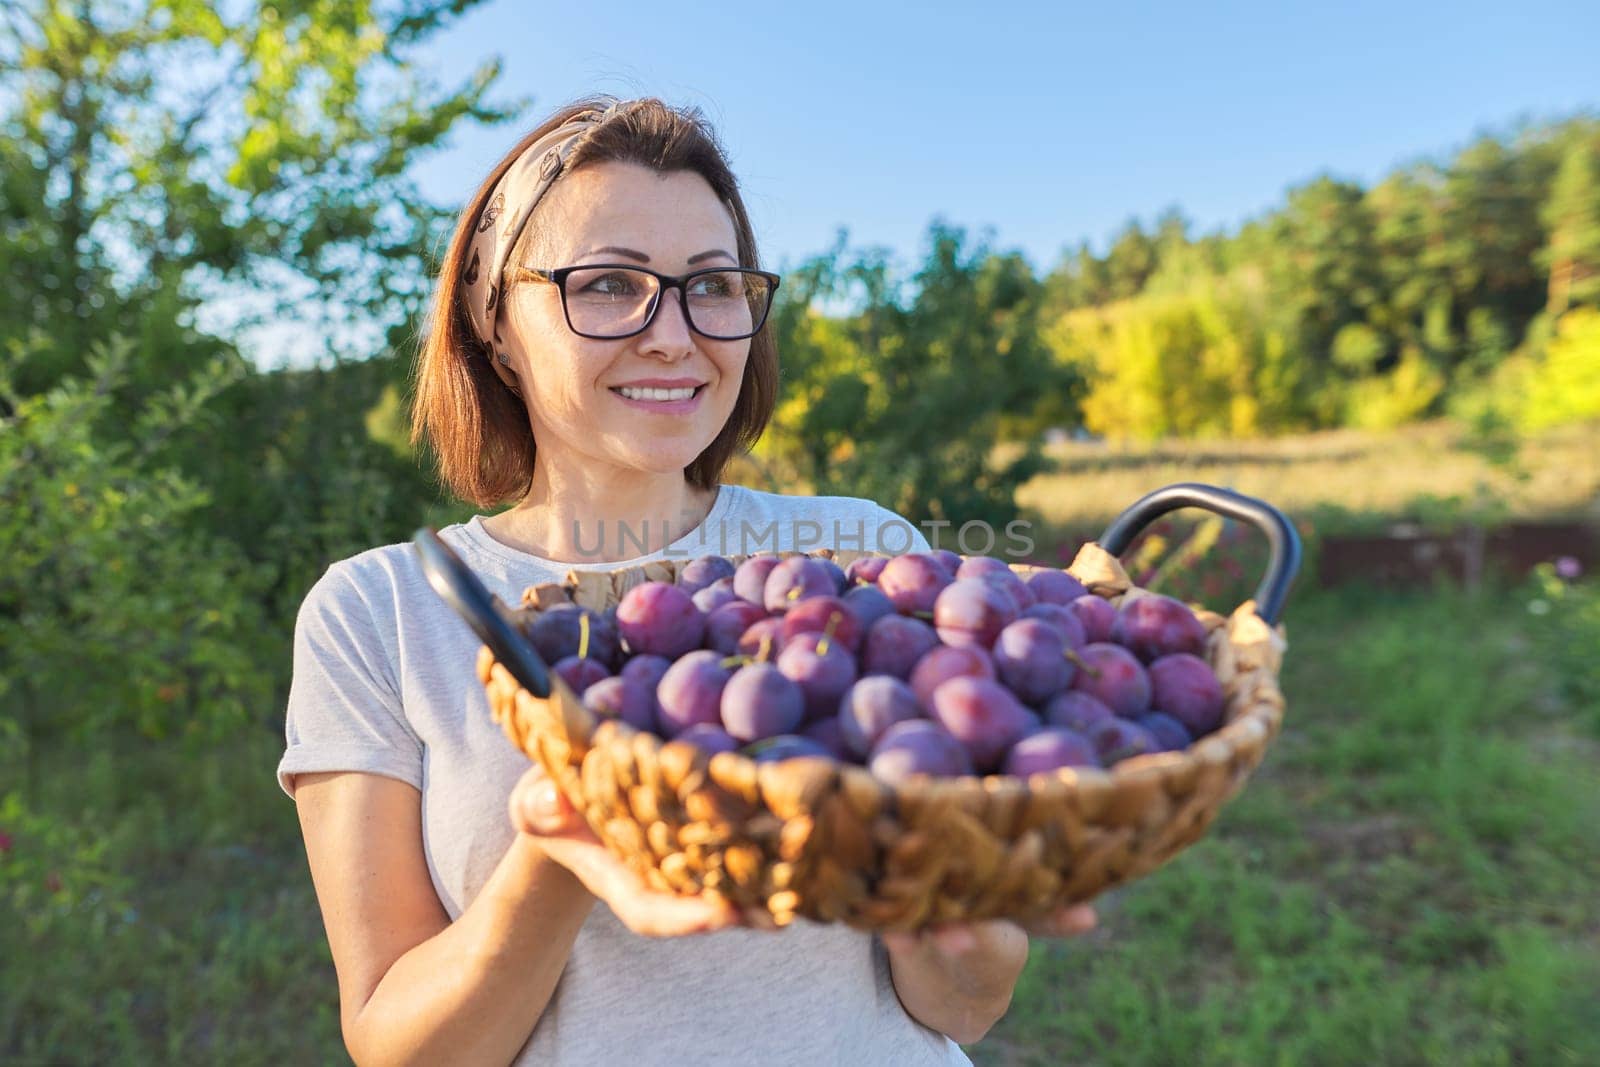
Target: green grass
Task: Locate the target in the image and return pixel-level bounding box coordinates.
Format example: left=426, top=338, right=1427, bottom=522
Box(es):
left=5, top=583, right=1597, bottom=1064
left=977, top=584, right=1600, bottom=1066
left=0, top=729, right=342, bottom=1064
left=1012, top=419, right=1600, bottom=533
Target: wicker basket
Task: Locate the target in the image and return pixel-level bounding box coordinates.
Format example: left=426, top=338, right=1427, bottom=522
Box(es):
left=472, top=531, right=1290, bottom=932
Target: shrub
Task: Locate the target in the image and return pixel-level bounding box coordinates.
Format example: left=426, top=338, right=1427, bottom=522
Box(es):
left=0, top=336, right=274, bottom=746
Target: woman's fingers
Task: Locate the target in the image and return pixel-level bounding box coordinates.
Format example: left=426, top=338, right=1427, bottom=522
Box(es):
left=881, top=920, right=1010, bottom=958
left=508, top=766, right=741, bottom=937
left=507, top=765, right=582, bottom=837
left=538, top=834, right=741, bottom=936
left=931, top=924, right=981, bottom=954
left=1020, top=904, right=1098, bottom=938
left=885, top=906, right=1097, bottom=952
left=510, top=762, right=1098, bottom=940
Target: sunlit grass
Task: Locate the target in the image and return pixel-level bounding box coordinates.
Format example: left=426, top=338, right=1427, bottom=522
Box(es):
left=1013, top=420, right=1600, bottom=533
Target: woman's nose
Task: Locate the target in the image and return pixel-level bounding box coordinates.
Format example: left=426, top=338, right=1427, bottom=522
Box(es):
left=639, top=286, right=694, bottom=358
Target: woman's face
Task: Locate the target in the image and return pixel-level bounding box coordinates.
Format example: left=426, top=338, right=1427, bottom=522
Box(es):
left=498, top=161, right=750, bottom=482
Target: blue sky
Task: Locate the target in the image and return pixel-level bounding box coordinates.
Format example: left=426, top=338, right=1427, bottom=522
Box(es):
left=408, top=0, right=1599, bottom=274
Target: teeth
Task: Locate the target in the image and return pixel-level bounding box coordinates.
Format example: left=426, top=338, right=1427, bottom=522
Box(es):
left=617, top=386, right=697, bottom=401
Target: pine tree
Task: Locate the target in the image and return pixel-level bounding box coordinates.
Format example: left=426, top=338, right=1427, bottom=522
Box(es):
left=1540, top=132, right=1600, bottom=314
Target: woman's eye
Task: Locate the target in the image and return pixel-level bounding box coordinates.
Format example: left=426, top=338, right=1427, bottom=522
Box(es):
left=578, top=271, right=642, bottom=297
left=688, top=273, right=738, bottom=299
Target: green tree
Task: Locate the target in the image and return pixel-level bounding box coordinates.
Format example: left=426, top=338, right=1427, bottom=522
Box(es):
left=1042, top=240, right=1113, bottom=312
left=0, top=0, right=510, bottom=398
left=1367, top=168, right=1455, bottom=357
left=765, top=225, right=1077, bottom=533
left=1540, top=129, right=1600, bottom=314
left=1517, top=308, right=1600, bottom=430
left=0, top=336, right=273, bottom=749
left=1047, top=273, right=1300, bottom=441
left=1438, top=134, right=1551, bottom=330
left=1267, top=177, right=1383, bottom=406
left=0, top=0, right=507, bottom=633
left=1103, top=219, right=1159, bottom=300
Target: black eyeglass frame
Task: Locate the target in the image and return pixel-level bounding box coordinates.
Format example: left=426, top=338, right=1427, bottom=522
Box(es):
left=519, top=263, right=782, bottom=341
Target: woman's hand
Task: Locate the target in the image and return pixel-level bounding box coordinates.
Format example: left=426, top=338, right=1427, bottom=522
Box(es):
left=879, top=906, right=1097, bottom=1044
left=508, top=764, right=742, bottom=938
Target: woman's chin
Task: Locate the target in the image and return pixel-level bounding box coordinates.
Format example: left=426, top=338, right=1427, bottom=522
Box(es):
left=612, top=443, right=711, bottom=475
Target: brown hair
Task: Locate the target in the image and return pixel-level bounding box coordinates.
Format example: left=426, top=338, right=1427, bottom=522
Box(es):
left=410, top=97, right=779, bottom=507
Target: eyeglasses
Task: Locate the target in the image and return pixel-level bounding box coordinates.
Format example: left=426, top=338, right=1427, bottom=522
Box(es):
left=518, top=264, right=781, bottom=341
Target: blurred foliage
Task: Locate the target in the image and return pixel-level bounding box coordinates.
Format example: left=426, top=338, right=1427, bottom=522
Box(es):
left=0, top=0, right=515, bottom=394
left=0, top=727, right=346, bottom=1061
left=0, top=335, right=274, bottom=748
left=1540, top=133, right=1600, bottom=314
left=1040, top=117, right=1600, bottom=441
left=0, top=0, right=502, bottom=643
left=1526, top=559, right=1600, bottom=735
left=1512, top=307, right=1600, bottom=431
left=762, top=224, right=1083, bottom=531
left=1046, top=273, right=1299, bottom=439
left=0, top=9, right=499, bottom=1053
left=760, top=113, right=1600, bottom=494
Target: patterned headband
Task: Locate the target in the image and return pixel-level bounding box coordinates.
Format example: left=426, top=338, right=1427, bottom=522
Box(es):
left=460, top=101, right=624, bottom=353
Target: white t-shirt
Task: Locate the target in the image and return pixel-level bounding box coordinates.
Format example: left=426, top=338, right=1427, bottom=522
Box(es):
left=277, top=484, right=968, bottom=1066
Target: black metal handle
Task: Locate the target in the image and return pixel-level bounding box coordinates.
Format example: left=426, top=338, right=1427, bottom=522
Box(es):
left=413, top=527, right=552, bottom=698
left=1097, top=483, right=1302, bottom=625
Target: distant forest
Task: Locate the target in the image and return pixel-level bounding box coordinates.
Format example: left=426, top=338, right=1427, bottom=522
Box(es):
left=765, top=116, right=1600, bottom=520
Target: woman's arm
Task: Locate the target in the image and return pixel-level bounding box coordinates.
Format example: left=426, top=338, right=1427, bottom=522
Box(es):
left=294, top=765, right=741, bottom=1067
left=294, top=770, right=592, bottom=1067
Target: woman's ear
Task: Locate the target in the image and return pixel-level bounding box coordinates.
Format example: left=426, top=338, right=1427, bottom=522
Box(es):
left=491, top=351, right=523, bottom=397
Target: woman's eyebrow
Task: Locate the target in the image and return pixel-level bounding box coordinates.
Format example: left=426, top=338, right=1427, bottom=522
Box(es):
left=574, top=247, right=736, bottom=265
left=580, top=246, right=650, bottom=262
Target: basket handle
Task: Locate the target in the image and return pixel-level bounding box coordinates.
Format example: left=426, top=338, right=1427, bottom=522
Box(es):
left=413, top=527, right=553, bottom=698
left=1096, top=483, right=1302, bottom=625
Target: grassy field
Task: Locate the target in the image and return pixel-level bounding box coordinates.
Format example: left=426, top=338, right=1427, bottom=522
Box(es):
left=1, top=730, right=341, bottom=1062
left=1014, top=420, right=1600, bottom=533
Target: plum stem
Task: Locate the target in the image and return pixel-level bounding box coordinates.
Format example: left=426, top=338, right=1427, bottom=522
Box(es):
left=1064, top=648, right=1099, bottom=677
left=817, top=611, right=841, bottom=656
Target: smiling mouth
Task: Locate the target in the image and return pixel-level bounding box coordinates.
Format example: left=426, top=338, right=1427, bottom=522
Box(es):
left=609, top=385, right=706, bottom=402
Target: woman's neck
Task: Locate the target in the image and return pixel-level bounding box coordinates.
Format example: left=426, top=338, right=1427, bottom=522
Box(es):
left=482, top=459, right=719, bottom=564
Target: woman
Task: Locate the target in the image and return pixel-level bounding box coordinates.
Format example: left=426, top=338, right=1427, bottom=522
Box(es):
left=279, top=97, right=1094, bottom=1066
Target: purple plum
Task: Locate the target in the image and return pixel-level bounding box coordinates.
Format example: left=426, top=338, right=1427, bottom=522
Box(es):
left=1003, top=727, right=1099, bottom=776
left=1148, top=653, right=1226, bottom=736
left=869, top=719, right=973, bottom=784
left=1112, top=594, right=1209, bottom=663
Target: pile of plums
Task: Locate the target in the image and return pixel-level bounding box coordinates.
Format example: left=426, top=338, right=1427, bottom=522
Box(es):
left=520, top=551, right=1228, bottom=785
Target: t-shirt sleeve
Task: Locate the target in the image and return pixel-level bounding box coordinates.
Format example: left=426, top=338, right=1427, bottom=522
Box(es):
left=873, top=504, right=933, bottom=554
left=276, top=562, right=423, bottom=799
